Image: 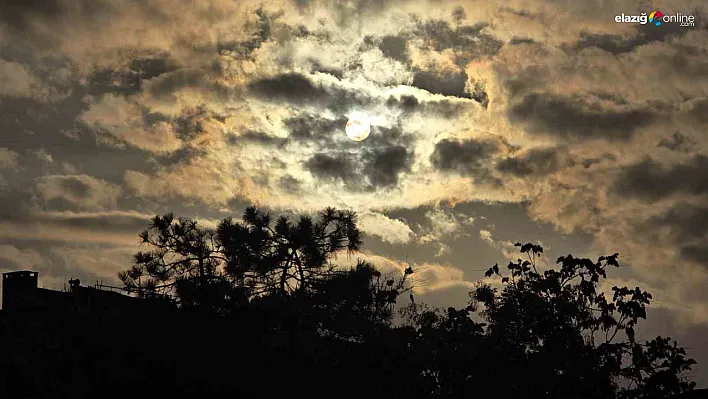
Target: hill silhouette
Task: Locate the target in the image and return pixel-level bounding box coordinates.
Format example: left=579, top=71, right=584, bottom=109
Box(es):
left=0, top=206, right=700, bottom=399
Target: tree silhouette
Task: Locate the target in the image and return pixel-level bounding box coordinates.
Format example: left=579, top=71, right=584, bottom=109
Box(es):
left=217, top=206, right=362, bottom=296
left=3, top=209, right=701, bottom=398
left=119, top=206, right=363, bottom=311
left=118, top=213, right=225, bottom=299
left=470, top=243, right=696, bottom=398
left=113, top=212, right=700, bottom=399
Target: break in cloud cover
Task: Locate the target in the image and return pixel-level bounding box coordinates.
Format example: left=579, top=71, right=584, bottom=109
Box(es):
left=1, top=0, right=707, bottom=385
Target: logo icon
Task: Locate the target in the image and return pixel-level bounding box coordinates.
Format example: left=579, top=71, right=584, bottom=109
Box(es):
left=649, top=10, right=663, bottom=26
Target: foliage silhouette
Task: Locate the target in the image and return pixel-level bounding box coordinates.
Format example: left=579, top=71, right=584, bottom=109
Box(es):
left=0, top=207, right=699, bottom=399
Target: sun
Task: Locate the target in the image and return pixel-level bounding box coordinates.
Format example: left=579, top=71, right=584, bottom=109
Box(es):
left=345, top=113, right=371, bottom=142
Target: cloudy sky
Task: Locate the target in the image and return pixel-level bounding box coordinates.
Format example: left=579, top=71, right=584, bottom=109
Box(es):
left=1, top=0, right=707, bottom=386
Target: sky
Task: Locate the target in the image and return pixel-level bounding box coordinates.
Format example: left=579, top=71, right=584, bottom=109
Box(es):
left=1, top=0, right=707, bottom=386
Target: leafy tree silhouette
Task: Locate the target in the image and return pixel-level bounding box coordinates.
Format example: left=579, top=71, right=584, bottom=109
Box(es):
left=400, top=242, right=696, bottom=398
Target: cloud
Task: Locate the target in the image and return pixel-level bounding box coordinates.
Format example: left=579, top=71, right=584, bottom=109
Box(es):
left=568, top=21, right=696, bottom=55
left=87, top=53, right=177, bottom=97
left=358, top=210, right=414, bottom=245
left=414, top=19, right=503, bottom=65
left=411, top=70, right=470, bottom=98
left=0, top=210, right=148, bottom=248
left=31, top=210, right=152, bottom=234
left=377, top=34, right=410, bottom=63
left=508, top=93, right=655, bottom=141
left=47, top=245, right=135, bottom=282
left=0, top=245, right=45, bottom=270
left=0, top=60, right=46, bottom=99
left=34, top=174, right=122, bottom=211
left=645, top=202, right=708, bottom=266
left=304, top=153, right=357, bottom=183
left=247, top=73, right=370, bottom=111
left=680, top=245, right=708, bottom=265
left=0, top=148, right=20, bottom=170
left=613, top=156, right=708, bottom=202
left=423, top=208, right=462, bottom=239
left=496, top=146, right=574, bottom=177
left=657, top=131, right=697, bottom=153
left=412, top=262, right=475, bottom=293
left=80, top=94, right=184, bottom=154
left=304, top=142, right=413, bottom=191
left=478, top=229, right=494, bottom=245
left=339, top=250, right=474, bottom=294
left=416, top=208, right=478, bottom=256
left=429, top=137, right=507, bottom=180
left=283, top=114, right=347, bottom=144
left=478, top=229, right=520, bottom=261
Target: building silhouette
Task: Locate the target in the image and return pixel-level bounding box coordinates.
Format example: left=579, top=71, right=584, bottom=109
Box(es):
left=1, top=270, right=138, bottom=313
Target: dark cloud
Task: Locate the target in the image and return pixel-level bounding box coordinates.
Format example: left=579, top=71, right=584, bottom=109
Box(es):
left=284, top=114, right=346, bottom=143
left=304, top=153, right=357, bottom=183
left=499, top=6, right=537, bottom=19
left=145, top=69, right=229, bottom=100
left=153, top=146, right=208, bottom=168
left=353, top=125, right=413, bottom=151
left=568, top=17, right=698, bottom=55
left=468, top=81, right=489, bottom=108
left=0, top=85, right=170, bottom=193
left=417, top=20, right=503, bottom=64
left=247, top=73, right=327, bottom=104
left=378, top=35, right=410, bottom=64
left=42, top=175, right=92, bottom=198
left=657, top=131, right=696, bottom=153
left=247, top=73, right=370, bottom=111
left=387, top=95, right=419, bottom=112
left=589, top=91, right=628, bottom=106
left=635, top=16, right=701, bottom=44
left=0, top=0, right=65, bottom=31
left=680, top=244, right=708, bottom=265
left=570, top=33, right=651, bottom=55
left=217, top=7, right=274, bottom=60
left=87, top=54, right=177, bottom=97
left=172, top=107, right=209, bottom=142
left=648, top=202, right=708, bottom=242
left=386, top=94, right=469, bottom=118
left=232, top=130, right=289, bottom=148
left=613, top=156, right=708, bottom=201
left=32, top=210, right=151, bottom=235
left=279, top=175, right=302, bottom=193
left=497, top=65, right=547, bottom=98
left=582, top=153, right=617, bottom=169
left=509, top=37, right=535, bottom=45
left=508, top=93, right=654, bottom=141
left=686, top=98, right=708, bottom=124
left=0, top=0, right=169, bottom=50
left=305, top=144, right=413, bottom=191
left=362, top=145, right=412, bottom=188
left=430, top=138, right=503, bottom=178
left=451, top=6, right=466, bottom=24
left=663, top=42, right=708, bottom=80
left=496, top=147, right=574, bottom=177
left=308, top=61, right=345, bottom=80
left=411, top=70, right=470, bottom=99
